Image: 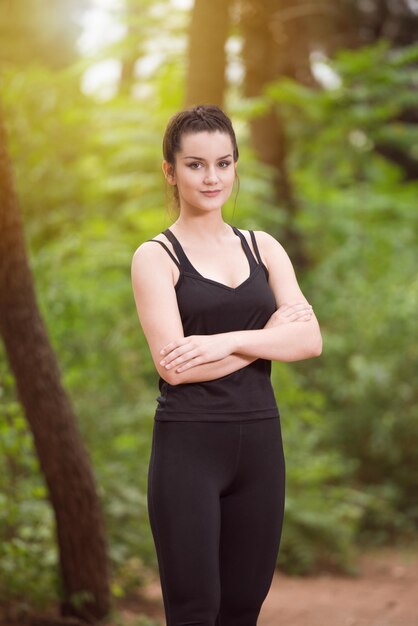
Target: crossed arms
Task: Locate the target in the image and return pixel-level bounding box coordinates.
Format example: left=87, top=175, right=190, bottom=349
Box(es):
left=131, top=230, right=322, bottom=386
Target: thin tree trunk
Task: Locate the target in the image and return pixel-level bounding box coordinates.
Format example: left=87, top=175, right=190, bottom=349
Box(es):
left=118, top=0, right=147, bottom=97
left=185, top=0, right=231, bottom=107
left=0, top=104, right=111, bottom=622
left=240, top=0, right=313, bottom=270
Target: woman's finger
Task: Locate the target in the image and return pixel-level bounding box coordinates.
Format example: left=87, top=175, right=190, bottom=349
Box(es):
left=283, top=303, right=312, bottom=316
left=176, top=355, right=204, bottom=372
left=163, top=349, right=199, bottom=369
left=160, top=341, right=195, bottom=366
left=285, top=310, right=313, bottom=322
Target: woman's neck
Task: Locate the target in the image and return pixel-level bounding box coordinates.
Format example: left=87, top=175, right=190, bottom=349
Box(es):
left=171, top=215, right=232, bottom=242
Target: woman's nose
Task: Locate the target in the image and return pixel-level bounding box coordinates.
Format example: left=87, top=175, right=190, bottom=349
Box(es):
left=204, top=167, right=219, bottom=183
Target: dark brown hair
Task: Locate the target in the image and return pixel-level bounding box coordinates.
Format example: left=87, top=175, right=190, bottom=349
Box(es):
left=162, top=104, right=239, bottom=211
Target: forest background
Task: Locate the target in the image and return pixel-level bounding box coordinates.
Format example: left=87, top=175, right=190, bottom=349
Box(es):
left=0, top=0, right=417, bottom=624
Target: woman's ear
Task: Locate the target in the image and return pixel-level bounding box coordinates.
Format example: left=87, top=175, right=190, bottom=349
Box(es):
left=162, top=160, right=176, bottom=185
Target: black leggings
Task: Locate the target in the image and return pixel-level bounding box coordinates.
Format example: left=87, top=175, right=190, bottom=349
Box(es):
left=147, top=416, right=286, bottom=626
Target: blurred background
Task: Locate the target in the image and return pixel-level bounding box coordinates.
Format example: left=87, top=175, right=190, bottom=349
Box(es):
left=0, top=0, right=417, bottom=624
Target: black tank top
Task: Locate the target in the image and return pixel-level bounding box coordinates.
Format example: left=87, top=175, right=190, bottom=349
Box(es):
left=146, top=224, right=280, bottom=422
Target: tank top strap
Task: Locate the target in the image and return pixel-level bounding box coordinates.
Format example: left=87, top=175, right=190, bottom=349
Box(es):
left=230, top=225, right=258, bottom=270
left=162, top=228, right=197, bottom=274
left=248, top=230, right=263, bottom=265
left=145, top=239, right=181, bottom=270
left=249, top=230, right=269, bottom=278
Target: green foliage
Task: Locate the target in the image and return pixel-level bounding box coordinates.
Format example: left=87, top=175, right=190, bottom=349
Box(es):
left=265, top=38, right=418, bottom=543
left=271, top=363, right=364, bottom=575
left=0, top=351, right=59, bottom=613
left=1, top=30, right=418, bottom=614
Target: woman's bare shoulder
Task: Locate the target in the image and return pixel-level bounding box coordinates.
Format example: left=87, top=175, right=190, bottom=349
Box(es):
left=131, top=233, right=179, bottom=289
left=234, top=227, right=280, bottom=266
left=234, top=227, right=278, bottom=241
left=132, top=231, right=176, bottom=264
left=132, top=232, right=165, bottom=254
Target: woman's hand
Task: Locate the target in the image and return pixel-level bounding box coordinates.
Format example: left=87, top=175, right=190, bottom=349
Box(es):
left=159, top=333, right=236, bottom=373
left=264, top=302, right=313, bottom=329
left=159, top=302, right=313, bottom=373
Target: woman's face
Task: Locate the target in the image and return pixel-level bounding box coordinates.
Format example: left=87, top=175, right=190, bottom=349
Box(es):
left=163, top=130, right=237, bottom=213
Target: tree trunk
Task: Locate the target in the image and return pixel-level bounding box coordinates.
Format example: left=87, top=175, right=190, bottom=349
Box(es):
left=118, top=0, right=148, bottom=97
left=239, top=0, right=313, bottom=270
left=0, top=105, right=111, bottom=622
left=185, top=0, right=231, bottom=107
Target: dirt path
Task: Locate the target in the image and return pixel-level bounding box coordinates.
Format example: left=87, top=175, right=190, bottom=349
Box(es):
left=117, top=547, right=418, bottom=626
left=258, top=548, right=418, bottom=626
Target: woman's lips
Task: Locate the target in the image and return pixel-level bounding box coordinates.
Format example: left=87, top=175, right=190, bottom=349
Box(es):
left=201, top=190, right=221, bottom=196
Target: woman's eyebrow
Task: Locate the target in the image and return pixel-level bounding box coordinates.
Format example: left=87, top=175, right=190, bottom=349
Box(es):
left=182, top=154, right=233, bottom=160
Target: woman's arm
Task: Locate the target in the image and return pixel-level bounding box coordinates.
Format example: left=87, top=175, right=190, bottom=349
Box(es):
left=227, top=317, right=321, bottom=362
left=131, top=241, right=258, bottom=386
left=236, top=230, right=322, bottom=361
left=158, top=231, right=322, bottom=372
left=163, top=302, right=314, bottom=384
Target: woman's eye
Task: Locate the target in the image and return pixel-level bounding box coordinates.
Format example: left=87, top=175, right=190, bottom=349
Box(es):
left=187, top=161, right=231, bottom=169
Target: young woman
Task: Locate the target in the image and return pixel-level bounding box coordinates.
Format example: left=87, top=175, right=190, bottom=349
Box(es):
left=131, top=104, right=322, bottom=626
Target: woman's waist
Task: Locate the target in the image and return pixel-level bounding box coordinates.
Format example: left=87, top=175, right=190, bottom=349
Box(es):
left=156, top=361, right=277, bottom=415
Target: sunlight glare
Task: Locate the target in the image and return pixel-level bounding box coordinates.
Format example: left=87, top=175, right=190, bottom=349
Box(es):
left=77, top=0, right=125, bottom=55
